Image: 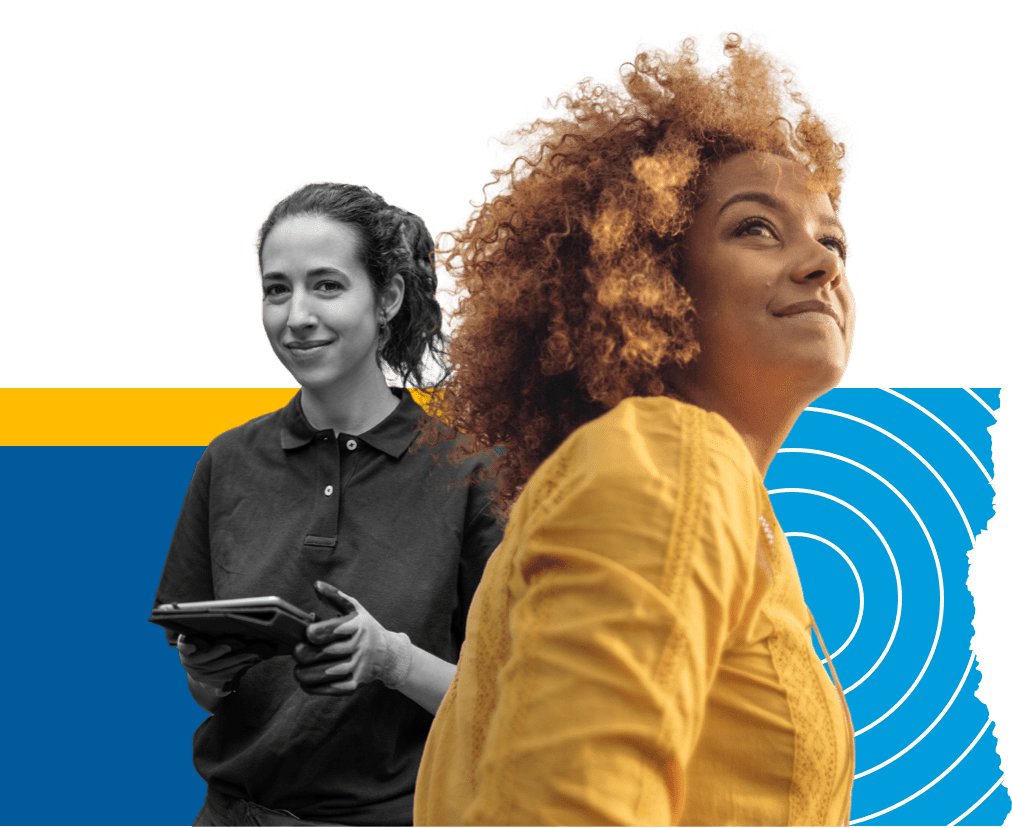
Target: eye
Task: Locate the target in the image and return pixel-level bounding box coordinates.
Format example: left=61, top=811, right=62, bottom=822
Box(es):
left=821, top=236, right=848, bottom=261
left=316, top=280, right=344, bottom=293
left=734, top=217, right=777, bottom=240
left=262, top=283, right=289, bottom=301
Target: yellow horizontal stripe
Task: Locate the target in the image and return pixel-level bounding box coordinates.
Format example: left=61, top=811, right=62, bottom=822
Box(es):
left=0, top=388, right=436, bottom=446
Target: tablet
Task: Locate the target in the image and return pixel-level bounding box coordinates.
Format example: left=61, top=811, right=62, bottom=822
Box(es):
left=149, top=596, right=318, bottom=656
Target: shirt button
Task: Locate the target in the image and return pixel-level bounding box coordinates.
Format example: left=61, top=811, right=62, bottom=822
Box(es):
left=324, top=485, right=334, bottom=496
left=346, top=439, right=358, bottom=451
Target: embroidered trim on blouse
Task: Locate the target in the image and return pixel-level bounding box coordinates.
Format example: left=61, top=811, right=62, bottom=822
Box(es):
left=761, top=512, right=854, bottom=825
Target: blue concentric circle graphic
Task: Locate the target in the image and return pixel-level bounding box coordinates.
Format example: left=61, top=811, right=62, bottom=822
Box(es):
left=766, top=388, right=1008, bottom=825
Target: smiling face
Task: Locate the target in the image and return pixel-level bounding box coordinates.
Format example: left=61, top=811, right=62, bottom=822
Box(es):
left=261, top=215, right=401, bottom=396
left=669, top=152, right=855, bottom=408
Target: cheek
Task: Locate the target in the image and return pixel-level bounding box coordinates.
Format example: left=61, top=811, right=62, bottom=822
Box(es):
left=695, top=276, right=763, bottom=323
left=322, top=306, right=362, bottom=337
left=331, top=296, right=379, bottom=338
left=262, top=305, right=286, bottom=339
left=843, top=287, right=857, bottom=342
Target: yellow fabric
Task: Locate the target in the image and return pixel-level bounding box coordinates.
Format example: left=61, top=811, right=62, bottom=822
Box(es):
left=414, top=397, right=854, bottom=826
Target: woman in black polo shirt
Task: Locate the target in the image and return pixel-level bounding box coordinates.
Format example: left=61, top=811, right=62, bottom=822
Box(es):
left=154, top=183, right=503, bottom=826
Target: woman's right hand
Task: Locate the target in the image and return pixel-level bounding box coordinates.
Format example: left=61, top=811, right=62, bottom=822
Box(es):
left=177, top=634, right=261, bottom=694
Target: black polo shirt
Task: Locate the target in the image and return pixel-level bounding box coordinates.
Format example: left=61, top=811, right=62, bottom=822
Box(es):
left=154, top=388, right=502, bottom=825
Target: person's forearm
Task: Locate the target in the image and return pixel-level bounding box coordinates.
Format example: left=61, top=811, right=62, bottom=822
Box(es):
left=393, top=644, right=457, bottom=715
left=187, top=672, right=226, bottom=714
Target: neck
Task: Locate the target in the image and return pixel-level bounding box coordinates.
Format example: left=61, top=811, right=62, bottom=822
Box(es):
left=300, top=364, right=398, bottom=436
left=676, top=375, right=813, bottom=477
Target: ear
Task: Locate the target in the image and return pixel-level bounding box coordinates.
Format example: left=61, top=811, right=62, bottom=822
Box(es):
left=379, top=274, right=406, bottom=323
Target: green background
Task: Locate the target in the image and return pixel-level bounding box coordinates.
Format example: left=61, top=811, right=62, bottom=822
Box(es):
left=3, top=0, right=1007, bottom=801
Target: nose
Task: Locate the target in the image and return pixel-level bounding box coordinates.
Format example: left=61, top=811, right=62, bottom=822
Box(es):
left=286, top=287, right=318, bottom=331
left=792, top=239, right=844, bottom=290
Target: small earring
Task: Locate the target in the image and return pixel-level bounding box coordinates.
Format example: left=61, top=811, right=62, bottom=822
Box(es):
left=378, top=314, right=387, bottom=333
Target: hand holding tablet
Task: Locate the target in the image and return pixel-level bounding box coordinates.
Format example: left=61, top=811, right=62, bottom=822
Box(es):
left=176, top=634, right=262, bottom=695
left=293, top=581, right=409, bottom=696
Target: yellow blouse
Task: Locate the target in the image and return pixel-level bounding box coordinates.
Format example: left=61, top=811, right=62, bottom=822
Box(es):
left=414, top=397, right=854, bottom=826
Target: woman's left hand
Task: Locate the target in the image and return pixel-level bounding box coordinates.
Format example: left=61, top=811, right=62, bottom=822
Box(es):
left=293, top=581, right=411, bottom=696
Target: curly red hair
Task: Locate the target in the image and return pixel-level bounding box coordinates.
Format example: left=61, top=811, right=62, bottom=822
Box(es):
left=426, top=35, right=845, bottom=516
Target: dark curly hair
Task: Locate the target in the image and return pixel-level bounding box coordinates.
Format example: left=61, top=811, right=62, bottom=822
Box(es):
left=257, top=183, right=449, bottom=388
left=425, top=34, right=846, bottom=516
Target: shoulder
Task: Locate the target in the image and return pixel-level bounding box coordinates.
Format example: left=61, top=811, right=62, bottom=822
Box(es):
left=505, top=397, right=764, bottom=602
left=543, top=396, right=755, bottom=497
left=203, top=407, right=286, bottom=460
left=512, top=397, right=762, bottom=577
left=582, top=394, right=747, bottom=449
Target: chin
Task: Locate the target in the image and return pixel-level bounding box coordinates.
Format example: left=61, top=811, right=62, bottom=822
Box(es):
left=297, top=373, right=343, bottom=393
left=781, top=356, right=849, bottom=402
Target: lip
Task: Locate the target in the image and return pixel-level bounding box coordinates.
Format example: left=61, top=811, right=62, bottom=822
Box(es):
left=772, top=300, right=842, bottom=327
left=283, top=339, right=335, bottom=359
left=285, top=339, right=335, bottom=351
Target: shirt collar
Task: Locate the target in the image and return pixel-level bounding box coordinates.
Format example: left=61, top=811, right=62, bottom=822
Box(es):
left=279, top=388, right=425, bottom=458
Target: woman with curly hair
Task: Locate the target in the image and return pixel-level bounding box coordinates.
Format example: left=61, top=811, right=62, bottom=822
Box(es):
left=154, top=183, right=502, bottom=826
left=414, top=36, right=855, bottom=825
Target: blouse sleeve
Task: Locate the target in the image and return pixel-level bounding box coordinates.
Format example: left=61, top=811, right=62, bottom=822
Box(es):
left=153, top=448, right=216, bottom=643
left=463, top=402, right=761, bottom=825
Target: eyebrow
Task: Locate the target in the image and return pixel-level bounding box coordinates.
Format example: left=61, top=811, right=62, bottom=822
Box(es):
left=717, top=191, right=844, bottom=233
left=261, top=266, right=350, bottom=280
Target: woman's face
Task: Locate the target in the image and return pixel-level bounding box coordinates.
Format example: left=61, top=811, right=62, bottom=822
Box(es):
left=261, top=215, right=399, bottom=394
left=672, top=151, right=855, bottom=405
